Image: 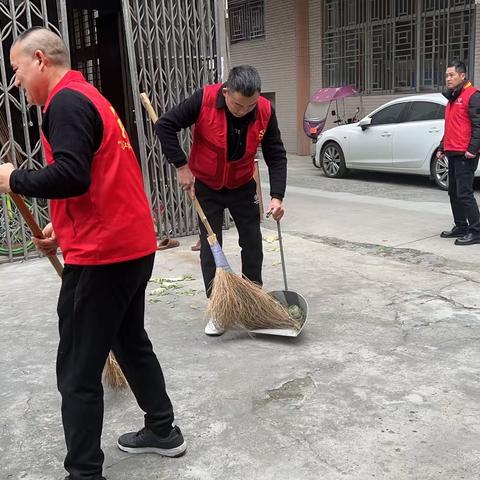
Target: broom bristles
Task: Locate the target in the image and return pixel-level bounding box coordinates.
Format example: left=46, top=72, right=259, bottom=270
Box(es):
left=103, top=352, right=128, bottom=389
left=207, top=268, right=300, bottom=331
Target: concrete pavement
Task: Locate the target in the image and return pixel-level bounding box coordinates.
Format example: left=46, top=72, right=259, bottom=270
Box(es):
left=1, top=156, right=480, bottom=479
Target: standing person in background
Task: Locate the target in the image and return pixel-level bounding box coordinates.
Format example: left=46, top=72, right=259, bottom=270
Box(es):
left=438, top=60, right=480, bottom=245
left=155, top=65, right=288, bottom=336
left=0, top=27, right=185, bottom=480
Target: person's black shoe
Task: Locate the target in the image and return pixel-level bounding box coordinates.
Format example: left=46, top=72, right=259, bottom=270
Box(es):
left=455, top=233, right=480, bottom=245
left=440, top=226, right=468, bottom=238
left=117, top=426, right=186, bottom=457
left=64, top=477, right=106, bottom=479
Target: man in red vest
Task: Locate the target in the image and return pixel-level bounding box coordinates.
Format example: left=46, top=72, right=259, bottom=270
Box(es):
left=0, top=27, right=185, bottom=480
left=438, top=60, right=480, bottom=245
left=155, top=65, right=287, bottom=336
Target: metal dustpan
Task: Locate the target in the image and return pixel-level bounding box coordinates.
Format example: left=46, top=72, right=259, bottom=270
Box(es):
left=250, top=219, right=309, bottom=337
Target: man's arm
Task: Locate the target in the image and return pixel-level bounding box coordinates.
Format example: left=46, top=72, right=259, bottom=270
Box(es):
left=438, top=137, right=444, bottom=153
left=261, top=106, right=287, bottom=200
left=9, top=89, right=101, bottom=199
left=467, top=91, right=480, bottom=155
left=436, top=137, right=445, bottom=158
left=154, top=89, right=203, bottom=167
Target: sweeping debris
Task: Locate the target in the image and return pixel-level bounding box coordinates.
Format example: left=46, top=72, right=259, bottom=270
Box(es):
left=148, top=275, right=199, bottom=303
left=287, top=304, right=305, bottom=322
left=263, top=235, right=279, bottom=243
left=140, top=92, right=297, bottom=333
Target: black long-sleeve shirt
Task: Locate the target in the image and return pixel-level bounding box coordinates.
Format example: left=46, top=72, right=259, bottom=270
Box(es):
left=467, top=92, right=480, bottom=153
left=10, top=89, right=102, bottom=199
left=155, top=86, right=287, bottom=199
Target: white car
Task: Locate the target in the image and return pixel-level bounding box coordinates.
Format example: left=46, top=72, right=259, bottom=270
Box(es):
left=313, top=93, right=469, bottom=190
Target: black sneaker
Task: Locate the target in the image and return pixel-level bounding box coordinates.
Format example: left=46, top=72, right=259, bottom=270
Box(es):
left=64, top=477, right=105, bottom=480
left=117, top=426, right=186, bottom=457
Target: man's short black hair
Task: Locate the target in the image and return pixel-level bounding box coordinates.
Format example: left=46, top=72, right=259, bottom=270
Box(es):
left=447, top=60, right=467, bottom=75
left=225, top=65, right=261, bottom=97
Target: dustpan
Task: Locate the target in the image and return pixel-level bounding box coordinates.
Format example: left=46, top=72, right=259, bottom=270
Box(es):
left=250, top=219, right=308, bottom=337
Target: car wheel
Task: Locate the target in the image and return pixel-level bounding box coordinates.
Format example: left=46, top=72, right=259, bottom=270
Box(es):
left=320, top=142, right=348, bottom=178
left=431, top=154, right=448, bottom=190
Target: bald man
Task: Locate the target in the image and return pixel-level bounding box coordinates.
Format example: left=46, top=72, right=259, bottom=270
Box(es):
left=0, top=27, right=185, bottom=480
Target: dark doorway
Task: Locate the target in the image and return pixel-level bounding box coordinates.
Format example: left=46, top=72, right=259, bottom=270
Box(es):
left=65, top=0, right=139, bottom=154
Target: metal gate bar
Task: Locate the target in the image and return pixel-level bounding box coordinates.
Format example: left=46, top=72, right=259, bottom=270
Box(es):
left=0, top=0, right=228, bottom=262
left=0, top=0, right=61, bottom=262
left=123, top=0, right=220, bottom=239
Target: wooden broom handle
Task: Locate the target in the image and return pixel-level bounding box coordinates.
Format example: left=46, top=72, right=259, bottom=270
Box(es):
left=139, top=92, right=216, bottom=238
left=9, top=192, right=64, bottom=277
left=140, top=93, right=158, bottom=123
left=190, top=196, right=215, bottom=237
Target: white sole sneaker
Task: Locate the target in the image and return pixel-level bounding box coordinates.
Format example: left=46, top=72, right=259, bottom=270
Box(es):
left=204, top=318, right=225, bottom=336
left=117, top=440, right=187, bottom=457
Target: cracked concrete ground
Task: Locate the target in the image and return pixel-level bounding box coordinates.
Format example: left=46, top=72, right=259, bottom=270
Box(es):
left=2, top=156, right=480, bottom=479
left=1, top=224, right=480, bottom=480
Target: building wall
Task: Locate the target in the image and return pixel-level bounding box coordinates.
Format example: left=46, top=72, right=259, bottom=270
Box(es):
left=230, top=1, right=480, bottom=154
left=230, top=0, right=297, bottom=152
left=309, top=0, right=322, bottom=95
left=475, top=7, right=480, bottom=85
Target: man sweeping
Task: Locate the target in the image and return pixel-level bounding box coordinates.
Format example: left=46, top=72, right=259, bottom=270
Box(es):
left=0, top=27, right=185, bottom=480
left=155, top=65, right=288, bottom=336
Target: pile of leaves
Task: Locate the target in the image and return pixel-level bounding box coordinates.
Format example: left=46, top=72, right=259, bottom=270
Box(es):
left=148, top=274, right=200, bottom=304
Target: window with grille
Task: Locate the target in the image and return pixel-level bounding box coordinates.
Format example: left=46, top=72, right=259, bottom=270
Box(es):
left=70, top=9, right=102, bottom=90
left=229, top=0, right=265, bottom=43
left=322, top=0, right=475, bottom=94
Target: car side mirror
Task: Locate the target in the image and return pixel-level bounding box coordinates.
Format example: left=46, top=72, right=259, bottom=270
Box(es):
left=358, top=117, right=372, bottom=130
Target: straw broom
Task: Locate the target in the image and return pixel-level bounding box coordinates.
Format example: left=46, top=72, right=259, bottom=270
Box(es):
left=0, top=114, right=127, bottom=389
left=139, top=93, right=299, bottom=331
left=193, top=196, right=298, bottom=330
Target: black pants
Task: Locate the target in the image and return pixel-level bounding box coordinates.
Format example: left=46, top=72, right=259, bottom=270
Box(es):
left=447, top=154, right=480, bottom=234
left=195, top=178, right=263, bottom=297
left=57, top=253, right=174, bottom=480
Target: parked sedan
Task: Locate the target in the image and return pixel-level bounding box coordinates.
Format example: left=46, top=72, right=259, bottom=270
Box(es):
left=313, top=93, right=478, bottom=190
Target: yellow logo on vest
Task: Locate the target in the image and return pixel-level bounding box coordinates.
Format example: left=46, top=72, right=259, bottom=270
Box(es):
left=110, top=106, right=132, bottom=150
left=258, top=129, right=266, bottom=141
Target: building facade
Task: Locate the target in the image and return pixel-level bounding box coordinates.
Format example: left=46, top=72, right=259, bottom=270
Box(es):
left=229, top=0, right=479, bottom=155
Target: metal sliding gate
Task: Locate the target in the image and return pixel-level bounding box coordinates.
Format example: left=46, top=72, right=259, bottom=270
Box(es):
left=0, top=0, right=60, bottom=262
left=122, top=0, right=222, bottom=239
left=0, top=0, right=227, bottom=262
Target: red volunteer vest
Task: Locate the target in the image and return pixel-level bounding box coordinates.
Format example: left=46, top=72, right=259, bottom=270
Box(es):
left=42, top=71, right=157, bottom=265
left=444, top=82, right=479, bottom=152
left=189, top=83, right=272, bottom=189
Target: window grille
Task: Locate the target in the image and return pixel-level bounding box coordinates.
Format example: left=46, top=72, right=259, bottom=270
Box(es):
left=229, top=0, right=265, bottom=43
left=322, top=0, right=475, bottom=94
left=71, top=9, right=101, bottom=90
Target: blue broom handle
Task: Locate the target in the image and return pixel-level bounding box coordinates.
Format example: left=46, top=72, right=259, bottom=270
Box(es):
left=276, top=220, right=288, bottom=291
